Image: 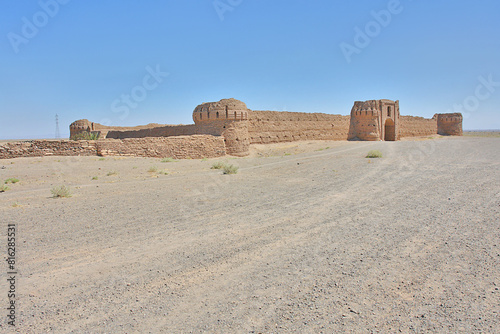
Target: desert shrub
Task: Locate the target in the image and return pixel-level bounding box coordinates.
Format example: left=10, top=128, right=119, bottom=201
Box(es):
left=222, top=164, right=239, bottom=175
left=0, top=185, right=9, bottom=192
left=160, top=158, right=177, bottom=163
left=211, top=162, right=226, bottom=170
left=366, top=150, right=383, bottom=158
left=51, top=185, right=71, bottom=198
left=148, top=166, right=158, bottom=173
left=91, top=176, right=98, bottom=180
left=5, top=178, right=19, bottom=184
left=71, top=132, right=100, bottom=141
left=107, top=170, right=118, bottom=176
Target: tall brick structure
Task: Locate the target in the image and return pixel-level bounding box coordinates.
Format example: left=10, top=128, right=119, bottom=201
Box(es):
left=435, top=113, right=463, bottom=136
left=348, top=99, right=400, bottom=141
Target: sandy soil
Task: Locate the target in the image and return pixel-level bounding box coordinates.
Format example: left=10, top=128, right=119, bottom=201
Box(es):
left=0, top=137, right=499, bottom=333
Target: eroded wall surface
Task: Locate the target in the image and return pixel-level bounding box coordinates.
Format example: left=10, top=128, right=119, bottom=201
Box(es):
left=0, top=136, right=225, bottom=160
left=105, top=124, right=201, bottom=139
left=97, top=135, right=226, bottom=159
left=247, top=110, right=351, bottom=144
left=69, top=119, right=170, bottom=139
left=436, top=113, right=463, bottom=136
left=399, top=116, right=438, bottom=138
left=0, top=140, right=98, bottom=159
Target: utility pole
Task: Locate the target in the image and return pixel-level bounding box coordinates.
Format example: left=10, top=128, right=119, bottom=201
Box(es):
left=55, top=114, right=60, bottom=139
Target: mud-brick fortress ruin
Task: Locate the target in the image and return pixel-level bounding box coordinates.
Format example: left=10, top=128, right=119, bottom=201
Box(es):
left=0, top=99, right=463, bottom=159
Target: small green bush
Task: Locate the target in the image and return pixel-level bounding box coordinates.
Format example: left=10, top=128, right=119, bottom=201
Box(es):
left=71, top=132, right=100, bottom=141
left=0, top=185, right=10, bottom=192
left=222, top=164, right=239, bottom=175
left=148, top=166, right=158, bottom=173
left=51, top=185, right=71, bottom=198
left=366, top=150, right=383, bottom=158
left=107, top=170, right=118, bottom=176
left=5, top=178, right=19, bottom=184
left=211, top=162, right=226, bottom=170
left=160, top=158, right=178, bottom=163
left=91, top=176, right=98, bottom=180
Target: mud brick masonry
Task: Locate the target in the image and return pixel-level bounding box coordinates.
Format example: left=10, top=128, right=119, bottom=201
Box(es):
left=0, top=99, right=462, bottom=159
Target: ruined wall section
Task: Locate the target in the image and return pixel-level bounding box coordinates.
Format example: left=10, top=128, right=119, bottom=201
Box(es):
left=97, top=136, right=226, bottom=159
left=105, top=124, right=201, bottom=139
left=399, top=116, right=437, bottom=138
left=435, top=113, right=463, bottom=136
left=0, top=136, right=225, bottom=160
left=247, top=110, right=350, bottom=144
left=0, top=140, right=97, bottom=159
left=70, top=119, right=169, bottom=139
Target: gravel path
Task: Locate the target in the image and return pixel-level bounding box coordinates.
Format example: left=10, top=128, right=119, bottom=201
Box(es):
left=1, top=137, right=499, bottom=333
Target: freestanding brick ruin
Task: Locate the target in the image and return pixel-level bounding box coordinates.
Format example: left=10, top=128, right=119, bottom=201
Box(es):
left=0, top=99, right=463, bottom=159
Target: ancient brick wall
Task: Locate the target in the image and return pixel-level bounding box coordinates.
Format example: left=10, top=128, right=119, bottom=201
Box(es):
left=435, top=113, right=463, bottom=136
left=247, top=110, right=350, bottom=144
left=70, top=119, right=169, bottom=139
left=399, top=116, right=438, bottom=138
left=0, top=140, right=97, bottom=159
left=96, top=136, right=226, bottom=159
left=0, top=136, right=226, bottom=160
left=105, top=124, right=202, bottom=139
left=348, top=114, right=381, bottom=141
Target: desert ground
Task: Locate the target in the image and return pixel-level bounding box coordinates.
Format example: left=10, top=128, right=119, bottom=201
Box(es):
left=0, top=136, right=499, bottom=333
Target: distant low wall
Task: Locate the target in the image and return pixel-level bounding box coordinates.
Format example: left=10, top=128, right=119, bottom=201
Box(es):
left=105, top=124, right=201, bottom=139
left=248, top=110, right=351, bottom=144
left=0, top=140, right=97, bottom=159
left=399, top=116, right=437, bottom=138
left=0, top=136, right=226, bottom=160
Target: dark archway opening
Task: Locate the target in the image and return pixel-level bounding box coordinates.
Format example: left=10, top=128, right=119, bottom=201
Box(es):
left=384, top=118, right=396, bottom=141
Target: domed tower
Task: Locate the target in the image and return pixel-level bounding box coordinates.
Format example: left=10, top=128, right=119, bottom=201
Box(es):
left=69, top=119, right=93, bottom=139
left=193, top=98, right=249, bottom=124
left=348, top=99, right=399, bottom=141
left=434, top=113, right=463, bottom=136
left=193, top=98, right=250, bottom=156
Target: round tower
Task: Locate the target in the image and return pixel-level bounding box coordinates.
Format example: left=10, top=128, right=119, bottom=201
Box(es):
left=192, top=98, right=250, bottom=156
left=69, top=119, right=93, bottom=139
left=193, top=98, right=249, bottom=124
left=435, top=113, right=463, bottom=136
left=348, top=101, right=381, bottom=141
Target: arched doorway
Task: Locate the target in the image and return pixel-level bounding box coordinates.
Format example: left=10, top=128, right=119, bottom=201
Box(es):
left=384, top=118, right=396, bottom=141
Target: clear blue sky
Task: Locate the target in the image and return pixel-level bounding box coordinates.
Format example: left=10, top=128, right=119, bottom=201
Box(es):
left=1, top=0, right=499, bottom=139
